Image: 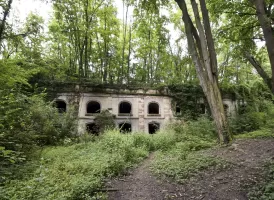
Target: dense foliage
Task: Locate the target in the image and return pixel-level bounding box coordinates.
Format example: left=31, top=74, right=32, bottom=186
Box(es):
left=0, top=0, right=274, bottom=198
left=1, top=122, right=222, bottom=199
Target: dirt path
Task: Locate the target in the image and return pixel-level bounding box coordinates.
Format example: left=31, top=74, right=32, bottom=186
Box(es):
left=106, top=139, right=274, bottom=200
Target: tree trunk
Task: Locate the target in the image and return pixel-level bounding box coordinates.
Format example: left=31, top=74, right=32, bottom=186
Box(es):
left=245, top=53, right=272, bottom=89
left=250, top=0, right=274, bottom=93
left=0, top=0, right=13, bottom=46
left=127, top=24, right=132, bottom=83
left=174, top=0, right=231, bottom=144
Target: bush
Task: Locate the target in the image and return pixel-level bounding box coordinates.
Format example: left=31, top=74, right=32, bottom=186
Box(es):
left=230, top=100, right=274, bottom=134
left=235, top=129, right=274, bottom=139
left=93, top=110, right=115, bottom=134
left=0, top=90, right=78, bottom=184
left=29, top=95, right=78, bottom=145
left=168, top=116, right=216, bottom=142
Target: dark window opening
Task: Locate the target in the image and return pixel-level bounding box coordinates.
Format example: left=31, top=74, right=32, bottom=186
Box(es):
left=200, top=103, right=206, bottom=114
left=239, top=104, right=247, bottom=114
left=119, top=102, right=131, bottom=114
left=148, top=102, right=159, bottom=114
left=55, top=100, right=66, bottom=113
left=176, top=105, right=181, bottom=115
left=224, top=104, right=229, bottom=115
left=119, top=123, right=132, bottom=133
left=148, top=122, right=160, bottom=134
left=86, top=123, right=99, bottom=135
left=87, top=101, right=101, bottom=114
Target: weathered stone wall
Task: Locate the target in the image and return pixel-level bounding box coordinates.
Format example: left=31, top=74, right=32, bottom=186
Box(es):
left=55, top=88, right=237, bottom=134
left=56, top=91, right=174, bottom=134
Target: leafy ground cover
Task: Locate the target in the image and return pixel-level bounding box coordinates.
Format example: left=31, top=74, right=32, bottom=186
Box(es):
left=150, top=117, right=225, bottom=183
left=0, top=129, right=177, bottom=200
left=238, top=129, right=274, bottom=200
left=235, top=128, right=274, bottom=139
left=107, top=129, right=274, bottom=200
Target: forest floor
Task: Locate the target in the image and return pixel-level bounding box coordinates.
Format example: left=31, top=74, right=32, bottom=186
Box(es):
left=106, top=139, right=274, bottom=200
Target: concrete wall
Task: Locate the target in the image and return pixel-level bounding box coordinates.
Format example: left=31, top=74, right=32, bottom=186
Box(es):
left=56, top=91, right=237, bottom=134
left=56, top=92, right=174, bottom=134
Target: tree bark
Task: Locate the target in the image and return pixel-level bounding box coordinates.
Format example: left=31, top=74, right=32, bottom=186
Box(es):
left=245, top=53, right=272, bottom=89
left=0, top=0, right=13, bottom=46
left=174, top=0, right=231, bottom=144
left=251, top=0, right=274, bottom=93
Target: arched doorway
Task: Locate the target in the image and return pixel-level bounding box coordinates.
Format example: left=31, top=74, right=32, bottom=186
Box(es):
left=148, top=122, right=160, bottom=134
left=119, top=122, right=132, bottom=133
left=86, top=123, right=99, bottom=135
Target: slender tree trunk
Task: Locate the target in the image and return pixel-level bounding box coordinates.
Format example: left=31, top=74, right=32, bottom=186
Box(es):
left=103, top=10, right=108, bottom=83
left=246, top=53, right=272, bottom=89
left=0, top=0, right=12, bottom=46
left=175, top=0, right=231, bottom=144
left=122, top=1, right=129, bottom=83
left=84, top=0, right=89, bottom=78
left=127, top=24, right=132, bottom=83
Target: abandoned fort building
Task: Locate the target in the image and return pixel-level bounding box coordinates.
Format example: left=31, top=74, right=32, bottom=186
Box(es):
left=53, top=84, right=237, bottom=134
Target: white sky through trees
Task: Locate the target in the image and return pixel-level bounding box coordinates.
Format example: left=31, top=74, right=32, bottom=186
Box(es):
left=10, top=0, right=183, bottom=53
left=12, top=0, right=131, bottom=26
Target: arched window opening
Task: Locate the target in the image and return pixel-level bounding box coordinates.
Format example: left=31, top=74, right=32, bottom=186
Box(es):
left=86, top=123, right=99, bottom=135
left=148, top=122, right=160, bottom=134
left=55, top=100, right=66, bottom=113
left=87, top=101, right=101, bottom=114
left=119, top=123, right=132, bottom=133
left=148, top=102, right=159, bottom=115
left=119, top=101, right=131, bottom=114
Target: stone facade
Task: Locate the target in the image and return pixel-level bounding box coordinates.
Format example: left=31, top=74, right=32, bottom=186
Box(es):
left=55, top=87, right=237, bottom=134
left=56, top=89, right=174, bottom=134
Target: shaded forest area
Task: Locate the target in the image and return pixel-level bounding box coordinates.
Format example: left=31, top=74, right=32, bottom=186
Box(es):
left=1, top=0, right=274, bottom=199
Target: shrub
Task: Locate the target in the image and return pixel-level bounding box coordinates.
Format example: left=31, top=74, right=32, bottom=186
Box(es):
left=0, top=90, right=78, bottom=185
left=169, top=116, right=216, bottom=142
left=230, top=100, right=274, bottom=134
left=235, top=129, right=274, bottom=139
left=29, top=96, right=78, bottom=145
left=93, top=110, right=115, bottom=134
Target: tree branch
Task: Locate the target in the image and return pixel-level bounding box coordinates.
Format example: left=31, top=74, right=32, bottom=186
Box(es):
left=245, top=53, right=272, bottom=90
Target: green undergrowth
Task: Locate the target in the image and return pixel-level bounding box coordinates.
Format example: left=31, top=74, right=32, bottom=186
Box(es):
left=0, top=129, right=178, bottom=200
left=248, top=162, right=274, bottom=200
left=235, top=128, right=274, bottom=139
left=151, top=148, right=224, bottom=183
left=150, top=117, right=224, bottom=183
left=1, top=117, right=224, bottom=199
